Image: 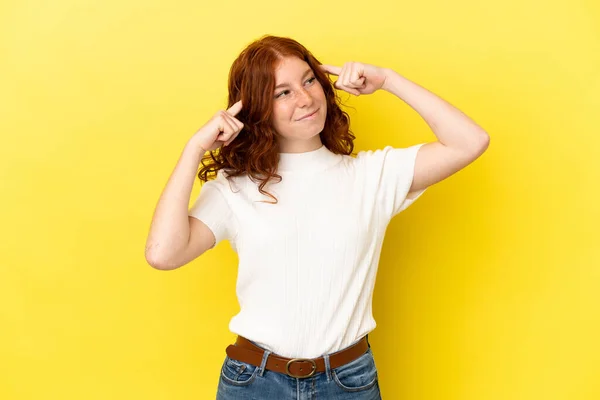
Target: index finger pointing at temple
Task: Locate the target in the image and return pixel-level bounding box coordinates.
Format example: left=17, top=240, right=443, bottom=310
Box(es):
left=319, top=64, right=342, bottom=76
left=226, top=100, right=243, bottom=117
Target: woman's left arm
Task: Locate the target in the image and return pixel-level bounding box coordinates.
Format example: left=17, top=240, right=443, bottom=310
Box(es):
left=321, top=63, right=490, bottom=195
left=380, top=68, right=490, bottom=194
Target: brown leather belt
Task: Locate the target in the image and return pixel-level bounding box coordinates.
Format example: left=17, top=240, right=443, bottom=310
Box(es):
left=225, top=335, right=369, bottom=379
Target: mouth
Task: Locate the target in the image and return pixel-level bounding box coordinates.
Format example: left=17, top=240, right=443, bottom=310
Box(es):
left=296, top=108, right=319, bottom=121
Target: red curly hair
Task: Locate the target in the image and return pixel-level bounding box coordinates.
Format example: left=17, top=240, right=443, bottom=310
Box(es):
left=197, top=35, right=356, bottom=203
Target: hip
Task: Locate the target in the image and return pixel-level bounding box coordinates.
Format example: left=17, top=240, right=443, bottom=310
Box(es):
left=216, top=334, right=382, bottom=399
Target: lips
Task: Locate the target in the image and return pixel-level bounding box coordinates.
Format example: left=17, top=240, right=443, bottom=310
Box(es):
left=297, top=108, right=319, bottom=121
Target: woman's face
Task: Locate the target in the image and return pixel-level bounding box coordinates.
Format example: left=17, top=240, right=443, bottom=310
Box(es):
left=271, top=56, right=327, bottom=152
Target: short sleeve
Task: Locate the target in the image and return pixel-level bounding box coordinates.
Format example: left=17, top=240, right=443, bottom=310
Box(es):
left=358, top=143, right=427, bottom=218
left=188, top=180, right=235, bottom=249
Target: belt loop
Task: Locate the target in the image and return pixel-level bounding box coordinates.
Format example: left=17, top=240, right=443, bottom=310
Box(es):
left=258, top=349, right=271, bottom=377
left=323, top=353, right=332, bottom=381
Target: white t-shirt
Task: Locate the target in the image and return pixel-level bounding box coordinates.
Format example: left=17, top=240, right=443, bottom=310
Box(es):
left=189, top=143, right=426, bottom=358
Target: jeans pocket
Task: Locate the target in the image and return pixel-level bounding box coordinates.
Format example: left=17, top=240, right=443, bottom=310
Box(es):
left=332, top=348, right=379, bottom=392
left=220, top=356, right=259, bottom=387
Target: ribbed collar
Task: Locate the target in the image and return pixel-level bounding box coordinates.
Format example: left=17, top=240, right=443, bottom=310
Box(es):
left=277, top=145, right=342, bottom=173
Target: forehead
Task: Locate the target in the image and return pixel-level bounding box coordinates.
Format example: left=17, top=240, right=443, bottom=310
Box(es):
left=274, top=57, right=311, bottom=82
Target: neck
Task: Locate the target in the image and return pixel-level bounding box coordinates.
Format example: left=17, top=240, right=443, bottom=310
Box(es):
left=277, top=144, right=341, bottom=173
left=277, top=136, right=323, bottom=154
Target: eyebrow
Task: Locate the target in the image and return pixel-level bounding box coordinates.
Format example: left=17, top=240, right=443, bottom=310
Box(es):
left=275, top=69, right=313, bottom=89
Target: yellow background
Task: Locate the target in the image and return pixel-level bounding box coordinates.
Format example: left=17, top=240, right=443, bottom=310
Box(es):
left=1, top=0, right=599, bottom=398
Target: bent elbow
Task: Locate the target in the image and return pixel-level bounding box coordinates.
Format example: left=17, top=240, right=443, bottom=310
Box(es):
left=478, top=131, right=490, bottom=153
left=145, top=251, right=179, bottom=271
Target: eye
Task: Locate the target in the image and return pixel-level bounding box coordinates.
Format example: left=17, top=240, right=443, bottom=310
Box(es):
left=275, top=77, right=316, bottom=99
left=275, top=90, right=289, bottom=99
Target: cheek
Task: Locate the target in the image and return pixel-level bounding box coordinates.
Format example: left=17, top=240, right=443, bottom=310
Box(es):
left=314, top=85, right=327, bottom=103
left=314, top=86, right=326, bottom=110
left=273, top=103, right=294, bottom=122
left=272, top=104, right=290, bottom=132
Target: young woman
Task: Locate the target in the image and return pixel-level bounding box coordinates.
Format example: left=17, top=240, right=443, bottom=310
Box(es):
left=145, top=35, right=490, bottom=399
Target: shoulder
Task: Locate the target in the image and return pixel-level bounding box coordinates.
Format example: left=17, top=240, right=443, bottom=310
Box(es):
left=353, top=144, right=424, bottom=169
left=355, top=144, right=424, bottom=159
left=202, top=169, right=261, bottom=201
left=332, top=148, right=392, bottom=172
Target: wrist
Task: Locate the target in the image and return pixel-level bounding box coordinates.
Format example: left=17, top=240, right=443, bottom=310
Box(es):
left=185, top=139, right=208, bottom=159
left=381, top=68, right=396, bottom=92
left=188, top=138, right=207, bottom=154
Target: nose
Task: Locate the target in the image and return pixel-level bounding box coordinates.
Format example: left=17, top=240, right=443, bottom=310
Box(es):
left=296, top=87, right=314, bottom=108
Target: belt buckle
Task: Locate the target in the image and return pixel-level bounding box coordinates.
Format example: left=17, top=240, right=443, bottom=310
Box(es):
left=285, top=358, right=317, bottom=378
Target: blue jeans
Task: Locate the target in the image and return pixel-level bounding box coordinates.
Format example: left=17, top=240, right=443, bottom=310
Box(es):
left=216, top=335, right=382, bottom=399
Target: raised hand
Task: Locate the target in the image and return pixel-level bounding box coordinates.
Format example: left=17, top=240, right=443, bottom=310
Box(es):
left=320, top=62, right=388, bottom=96
left=190, top=100, right=244, bottom=153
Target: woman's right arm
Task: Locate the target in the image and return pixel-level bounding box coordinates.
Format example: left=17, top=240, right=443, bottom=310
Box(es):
left=144, top=140, right=212, bottom=270
left=145, top=101, right=244, bottom=270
